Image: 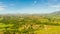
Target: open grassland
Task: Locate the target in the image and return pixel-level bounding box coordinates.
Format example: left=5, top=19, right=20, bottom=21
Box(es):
left=35, top=25, right=60, bottom=34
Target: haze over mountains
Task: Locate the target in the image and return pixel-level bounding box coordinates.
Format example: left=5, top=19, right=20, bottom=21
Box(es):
left=0, top=11, right=60, bottom=16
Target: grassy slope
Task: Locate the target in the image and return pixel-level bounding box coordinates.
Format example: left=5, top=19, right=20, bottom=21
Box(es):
left=35, top=25, right=60, bottom=34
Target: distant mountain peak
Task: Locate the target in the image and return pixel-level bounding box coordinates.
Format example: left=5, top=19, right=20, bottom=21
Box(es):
left=51, top=11, right=60, bottom=15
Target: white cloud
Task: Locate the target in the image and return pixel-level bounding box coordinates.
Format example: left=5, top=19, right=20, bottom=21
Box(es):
left=46, top=5, right=60, bottom=13
left=0, top=2, right=6, bottom=11
left=0, top=6, right=5, bottom=11
left=50, top=5, right=60, bottom=8
left=45, top=1, right=60, bottom=8
left=49, top=5, right=60, bottom=8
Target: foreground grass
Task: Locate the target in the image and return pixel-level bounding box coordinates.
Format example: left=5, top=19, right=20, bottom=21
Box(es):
left=35, top=25, right=60, bottom=34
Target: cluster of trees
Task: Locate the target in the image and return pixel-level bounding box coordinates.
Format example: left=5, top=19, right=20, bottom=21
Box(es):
left=0, top=15, right=60, bottom=34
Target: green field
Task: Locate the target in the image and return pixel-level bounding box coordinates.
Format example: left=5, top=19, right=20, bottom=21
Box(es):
left=35, top=25, right=60, bottom=34
left=0, top=15, right=60, bottom=34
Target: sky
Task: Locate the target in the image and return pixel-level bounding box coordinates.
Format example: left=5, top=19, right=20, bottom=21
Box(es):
left=0, top=0, right=60, bottom=14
